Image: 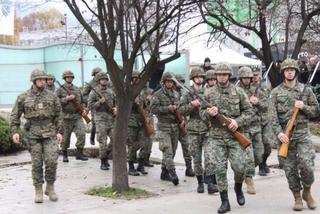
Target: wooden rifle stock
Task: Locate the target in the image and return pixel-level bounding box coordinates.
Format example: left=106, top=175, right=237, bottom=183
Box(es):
left=136, top=104, right=154, bottom=136
left=174, top=110, right=187, bottom=137
left=216, top=114, right=251, bottom=149
left=278, top=107, right=300, bottom=158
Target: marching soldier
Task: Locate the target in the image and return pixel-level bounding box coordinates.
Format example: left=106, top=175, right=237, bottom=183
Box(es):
left=10, top=69, right=63, bottom=203
left=88, top=72, right=115, bottom=170
left=56, top=70, right=88, bottom=162
left=200, top=63, right=253, bottom=213
left=269, top=58, right=318, bottom=211
left=46, top=74, right=56, bottom=92
left=150, top=72, right=180, bottom=186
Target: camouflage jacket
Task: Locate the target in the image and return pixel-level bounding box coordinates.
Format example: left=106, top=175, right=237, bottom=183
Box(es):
left=179, top=85, right=208, bottom=134
left=46, top=84, right=56, bottom=93
left=56, top=83, right=85, bottom=120
left=200, top=83, right=253, bottom=139
left=129, top=87, right=152, bottom=128
left=269, top=82, right=319, bottom=140
left=83, top=78, right=98, bottom=105
left=10, top=86, right=63, bottom=139
left=150, top=86, right=180, bottom=130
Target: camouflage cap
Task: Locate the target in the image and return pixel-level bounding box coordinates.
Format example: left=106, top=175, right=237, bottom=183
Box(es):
left=238, top=66, right=254, bottom=78
left=161, top=72, right=173, bottom=82
left=30, top=69, right=48, bottom=82
left=206, top=69, right=216, bottom=80
left=189, top=67, right=205, bottom=80
left=175, top=74, right=185, bottom=83
left=47, top=73, right=56, bottom=81
left=251, top=66, right=261, bottom=74
left=91, top=67, right=102, bottom=76
left=214, top=62, right=232, bottom=74
left=96, top=72, right=109, bottom=81
left=62, top=70, right=75, bottom=79
left=280, top=58, right=300, bottom=73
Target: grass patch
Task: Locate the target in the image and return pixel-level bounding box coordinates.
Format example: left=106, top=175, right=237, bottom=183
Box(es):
left=86, top=186, right=156, bottom=200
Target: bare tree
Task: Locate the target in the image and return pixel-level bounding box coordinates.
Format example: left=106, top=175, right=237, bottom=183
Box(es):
left=198, top=0, right=320, bottom=86
left=64, top=0, right=199, bottom=192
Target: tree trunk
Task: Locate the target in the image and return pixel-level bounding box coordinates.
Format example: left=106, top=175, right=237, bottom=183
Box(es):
left=112, top=96, right=132, bottom=192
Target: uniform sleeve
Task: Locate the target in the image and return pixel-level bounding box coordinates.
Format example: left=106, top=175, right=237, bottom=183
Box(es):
left=178, top=92, right=194, bottom=115
left=88, top=90, right=100, bottom=110
left=301, top=87, right=320, bottom=118
left=10, top=95, right=24, bottom=134
left=255, top=87, right=269, bottom=112
left=56, top=88, right=68, bottom=105
left=269, top=90, right=283, bottom=136
left=150, top=93, right=169, bottom=114
left=234, top=88, right=254, bottom=128
left=199, top=89, right=211, bottom=121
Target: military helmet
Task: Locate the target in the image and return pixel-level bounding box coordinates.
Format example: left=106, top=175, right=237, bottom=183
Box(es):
left=30, top=69, right=48, bottom=82
left=206, top=69, right=216, bottom=80
left=238, top=66, right=254, bottom=78
left=189, top=67, right=205, bottom=80
left=96, top=72, right=109, bottom=81
left=62, top=70, right=75, bottom=79
left=47, top=73, right=56, bottom=81
left=280, top=58, right=299, bottom=73
left=91, top=67, right=102, bottom=76
left=161, top=72, right=173, bottom=82
left=251, top=66, right=261, bottom=75
left=175, top=74, right=185, bottom=83
left=132, top=71, right=140, bottom=79
left=214, top=62, right=232, bottom=74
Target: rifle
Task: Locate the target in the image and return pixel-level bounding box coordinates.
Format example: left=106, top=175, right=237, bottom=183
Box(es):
left=134, top=102, right=154, bottom=136
left=56, top=81, right=91, bottom=124
left=253, top=62, right=273, bottom=96
left=85, top=82, right=115, bottom=115
left=278, top=61, right=320, bottom=158
left=172, top=76, right=251, bottom=149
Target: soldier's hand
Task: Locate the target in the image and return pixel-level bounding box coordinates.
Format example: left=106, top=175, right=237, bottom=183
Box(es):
left=168, top=105, right=177, bottom=112
left=12, top=133, right=20, bottom=144
left=112, top=107, right=117, bottom=115
left=228, top=119, right=238, bottom=132
left=82, top=109, right=88, bottom=117
left=66, top=94, right=76, bottom=101
left=249, top=96, right=258, bottom=105
left=278, top=133, right=289, bottom=144
left=99, top=96, right=106, bottom=104
left=191, top=99, right=201, bottom=108
left=295, top=100, right=304, bottom=109
left=56, top=133, right=63, bottom=144
left=207, top=106, right=218, bottom=116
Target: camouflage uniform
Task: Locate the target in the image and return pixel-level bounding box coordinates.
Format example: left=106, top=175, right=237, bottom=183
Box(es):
left=56, top=71, right=87, bottom=161
left=150, top=72, right=180, bottom=185
left=205, top=69, right=216, bottom=88
left=46, top=74, right=56, bottom=92
left=10, top=69, right=62, bottom=203
left=269, top=58, right=318, bottom=210
left=88, top=72, right=114, bottom=170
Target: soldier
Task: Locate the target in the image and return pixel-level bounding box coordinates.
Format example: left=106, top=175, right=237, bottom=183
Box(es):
left=126, top=71, right=152, bottom=176
left=269, top=58, right=318, bottom=211
left=200, top=63, right=252, bottom=213
left=237, top=67, right=265, bottom=194
left=46, top=74, right=56, bottom=92
left=174, top=74, right=195, bottom=177
left=10, top=69, right=63, bottom=203
left=205, top=69, right=216, bottom=88
left=88, top=72, right=115, bottom=170
left=179, top=68, right=218, bottom=194
left=56, top=70, right=88, bottom=162
left=201, top=57, right=214, bottom=72
left=83, top=67, right=102, bottom=145
left=150, top=72, right=180, bottom=186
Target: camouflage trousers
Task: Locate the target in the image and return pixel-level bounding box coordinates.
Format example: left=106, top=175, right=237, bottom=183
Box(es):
left=209, top=137, right=246, bottom=192
left=29, top=138, right=59, bottom=186
left=261, top=123, right=272, bottom=159
left=127, top=126, right=151, bottom=161
left=179, top=134, right=192, bottom=162
left=278, top=137, right=315, bottom=192
left=96, top=121, right=113, bottom=159
left=188, top=133, right=208, bottom=176
left=244, top=144, right=255, bottom=177
left=158, top=126, right=179, bottom=170
left=247, top=130, right=264, bottom=166
left=61, top=118, right=85, bottom=151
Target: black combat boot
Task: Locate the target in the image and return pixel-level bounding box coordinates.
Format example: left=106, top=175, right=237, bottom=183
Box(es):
left=258, top=163, right=267, bottom=176
left=262, top=155, right=270, bottom=173
left=234, top=183, right=245, bottom=206
left=168, top=169, right=179, bottom=186
left=144, top=154, right=154, bottom=167
left=204, top=172, right=208, bottom=184
left=62, top=150, right=69, bottom=162
left=137, top=158, right=148, bottom=175
left=89, top=128, right=96, bottom=145
left=100, top=159, right=109, bottom=170
left=128, top=161, right=140, bottom=176
left=105, top=159, right=110, bottom=167
left=196, top=175, right=204, bottom=193
left=75, top=149, right=88, bottom=161
left=207, top=175, right=219, bottom=194
left=185, top=160, right=195, bottom=177
left=160, top=167, right=171, bottom=181
left=218, top=191, right=231, bottom=213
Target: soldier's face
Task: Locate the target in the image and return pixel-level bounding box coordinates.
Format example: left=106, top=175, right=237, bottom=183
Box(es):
left=193, top=76, right=204, bottom=85
left=204, top=62, right=211, bottom=67
left=284, top=68, right=296, bottom=81
left=207, top=79, right=216, bottom=86
left=65, top=77, right=74, bottom=83
left=216, top=74, right=229, bottom=85
left=252, top=73, right=260, bottom=83
left=164, top=80, right=174, bottom=89
left=47, top=79, right=54, bottom=86
left=241, top=77, right=251, bottom=86
left=100, top=78, right=108, bottom=86
left=35, top=78, right=46, bottom=88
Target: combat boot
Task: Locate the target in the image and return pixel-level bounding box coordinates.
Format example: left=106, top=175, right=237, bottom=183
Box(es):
left=185, top=160, right=195, bottom=177
left=144, top=154, right=154, bottom=167
left=34, top=184, right=43, bottom=203
left=292, top=191, right=304, bottom=211
left=105, top=159, right=110, bottom=167
left=100, top=159, right=109, bottom=170
left=160, top=167, right=171, bottom=181
left=76, top=149, right=88, bottom=161
left=245, top=176, right=256, bottom=194
left=128, top=161, right=139, bottom=176
left=137, top=158, right=148, bottom=175
left=62, top=150, right=69, bottom=163
left=262, top=155, right=270, bottom=173
left=196, top=175, right=204, bottom=193
left=90, top=130, right=96, bottom=145
left=218, top=191, right=231, bottom=213
left=258, top=164, right=267, bottom=176
left=302, top=186, right=317, bottom=209
left=45, top=182, right=58, bottom=201
left=234, top=183, right=245, bottom=206
left=207, top=175, right=219, bottom=194
left=168, top=169, right=179, bottom=186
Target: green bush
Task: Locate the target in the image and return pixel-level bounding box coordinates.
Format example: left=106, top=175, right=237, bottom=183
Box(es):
left=0, top=116, right=24, bottom=154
